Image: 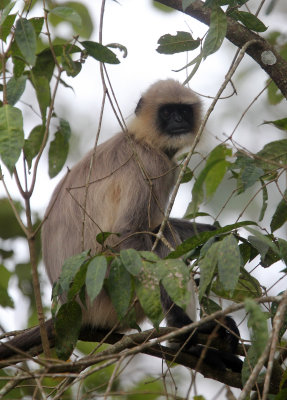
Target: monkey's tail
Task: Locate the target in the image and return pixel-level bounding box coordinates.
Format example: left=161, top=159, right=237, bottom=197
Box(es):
left=0, top=318, right=55, bottom=363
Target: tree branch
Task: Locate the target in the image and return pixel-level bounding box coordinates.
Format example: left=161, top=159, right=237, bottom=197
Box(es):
left=155, top=0, right=287, bottom=99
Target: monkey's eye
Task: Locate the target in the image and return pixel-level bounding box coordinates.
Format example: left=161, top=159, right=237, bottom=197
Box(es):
left=161, top=108, right=171, bottom=119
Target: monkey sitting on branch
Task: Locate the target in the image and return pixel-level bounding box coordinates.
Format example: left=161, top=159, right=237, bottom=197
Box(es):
left=0, top=80, right=242, bottom=373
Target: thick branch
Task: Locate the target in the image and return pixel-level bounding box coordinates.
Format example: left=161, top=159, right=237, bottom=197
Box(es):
left=156, top=0, right=287, bottom=99
left=0, top=320, right=282, bottom=394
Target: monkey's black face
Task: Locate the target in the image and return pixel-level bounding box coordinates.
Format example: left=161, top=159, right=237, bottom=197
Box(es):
left=158, top=104, right=194, bottom=136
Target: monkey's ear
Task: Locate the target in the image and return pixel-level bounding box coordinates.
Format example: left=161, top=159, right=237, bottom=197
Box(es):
left=135, top=97, right=143, bottom=115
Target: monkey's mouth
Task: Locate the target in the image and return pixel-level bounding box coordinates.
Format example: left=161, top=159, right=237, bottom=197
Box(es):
left=170, top=128, right=191, bottom=135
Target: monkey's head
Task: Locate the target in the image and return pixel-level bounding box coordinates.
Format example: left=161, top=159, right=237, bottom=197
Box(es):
left=128, top=79, right=202, bottom=158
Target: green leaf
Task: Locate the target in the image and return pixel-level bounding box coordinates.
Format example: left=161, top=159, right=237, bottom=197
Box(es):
left=257, top=139, right=287, bottom=170
left=6, top=75, right=27, bottom=106
left=135, top=260, right=163, bottom=328
left=106, top=257, right=133, bottom=321
left=217, top=235, right=240, bottom=293
left=168, top=221, right=256, bottom=259
left=48, top=129, right=69, bottom=178
left=29, top=17, right=44, bottom=36
left=202, top=6, right=227, bottom=58
left=156, top=31, right=200, bottom=54
left=199, top=242, right=219, bottom=300
left=245, top=227, right=280, bottom=256
left=15, top=18, right=37, bottom=66
left=245, top=298, right=269, bottom=358
left=271, top=190, right=287, bottom=232
left=33, top=75, right=51, bottom=119
left=49, top=6, right=82, bottom=27
left=258, top=180, right=268, bottom=221
left=180, top=165, right=193, bottom=183
left=85, top=256, right=107, bottom=303
left=0, top=105, right=24, bottom=173
left=0, top=13, right=16, bottom=42
left=241, top=345, right=261, bottom=385
left=96, top=231, right=114, bottom=245
left=120, top=249, right=142, bottom=276
left=263, top=118, right=287, bottom=131
left=212, top=270, right=261, bottom=302
left=0, top=1, right=15, bottom=26
left=234, top=11, right=267, bottom=32
left=267, top=81, right=284, bottom=105
left=67, top=262, right=88, bottom=301
left=61, top=52, right=82, bottom=77
left=55, top=300, right=82, bottom=360
left=24, top=125, right=45, bottom=168
left=0, top=264, right=14, bottom=308
left=81, top=41, right=120, bottom=64
left=58, top=251, right=88, bottom=293
left=156, top=259, right=190, bottom=309
left=0, top=198, right=24, bottom=239
left=192, top=159, right=222, bottom=211
left=204, top=144, right=232, bottom=199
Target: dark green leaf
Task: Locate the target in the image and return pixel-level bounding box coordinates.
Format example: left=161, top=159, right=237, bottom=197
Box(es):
left=48, top=130, right=69, bottom=178
left=202, top=6, right=227, bottom=58
left=241, top=345, right=260, bottom=385
left=67, top=262, right=88, bottom=301
left=212, top=270, right=261, bottom=302
left=180, top=165, right=193, bottom=183
left=258, top=180, right=268, bottom=221
left=156, top=31, right=200, bottom=54
left=11, top=41, right=26, bottom=77
left=245, top=298, right=269, bottom=357
left=32, top=49, right=55, bottom=82
left=217, top=235, right=240, bottom=292
left=168, top=221, right=256, bottom=259
left=241, top=164, right=264, bottom=191
left=86, top=256, right=107, bottom=303
left=58, top=251, right=88, bottom=293
left=120, top=249, right=142, bottom=276
left=33, top=75, right=51, bottom=119
left=61, top=52, right=82, bottom=77
left=15, top=18, right=37, bottom=66
left=140, top=251, right=160, bottom=262
left=59, top=118, right=71, bottom=141
left=0, top=264, right=14, bottom=308
left=96, top=231, right=114, bottom=245
left=235, top=11, right=267, bottom=32
left=257, top=139, right=287, bottom=170
left=49, top=6, right=81, bottom=27
left=199, top=242, right=219, bottom=300
left=245, top=227, right=280, bottom=256
left=24, top=125, right=45, bottom=169
left=55, top=300, right=82, bottom=360
left=271, top=190, right=287, bottom=232
left=263, top=118, right=287, bottom=131
left=81, top=41, right=120, bottom=64
left=106, top=258, right=132, bottom=321
left=136, top=260, right=163, bottom=328
left=0, top=13, right=16, bottom=42
left=200, top=297, right=221, bottom=315
left=0, top=105, right=24, bottom=173
left=6, top=75, right=27, bottom=106
left=0, top=198, right=24, bottom=239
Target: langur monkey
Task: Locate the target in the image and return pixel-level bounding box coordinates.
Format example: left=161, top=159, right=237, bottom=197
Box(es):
left=0, top=80, right=242, bottom=371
